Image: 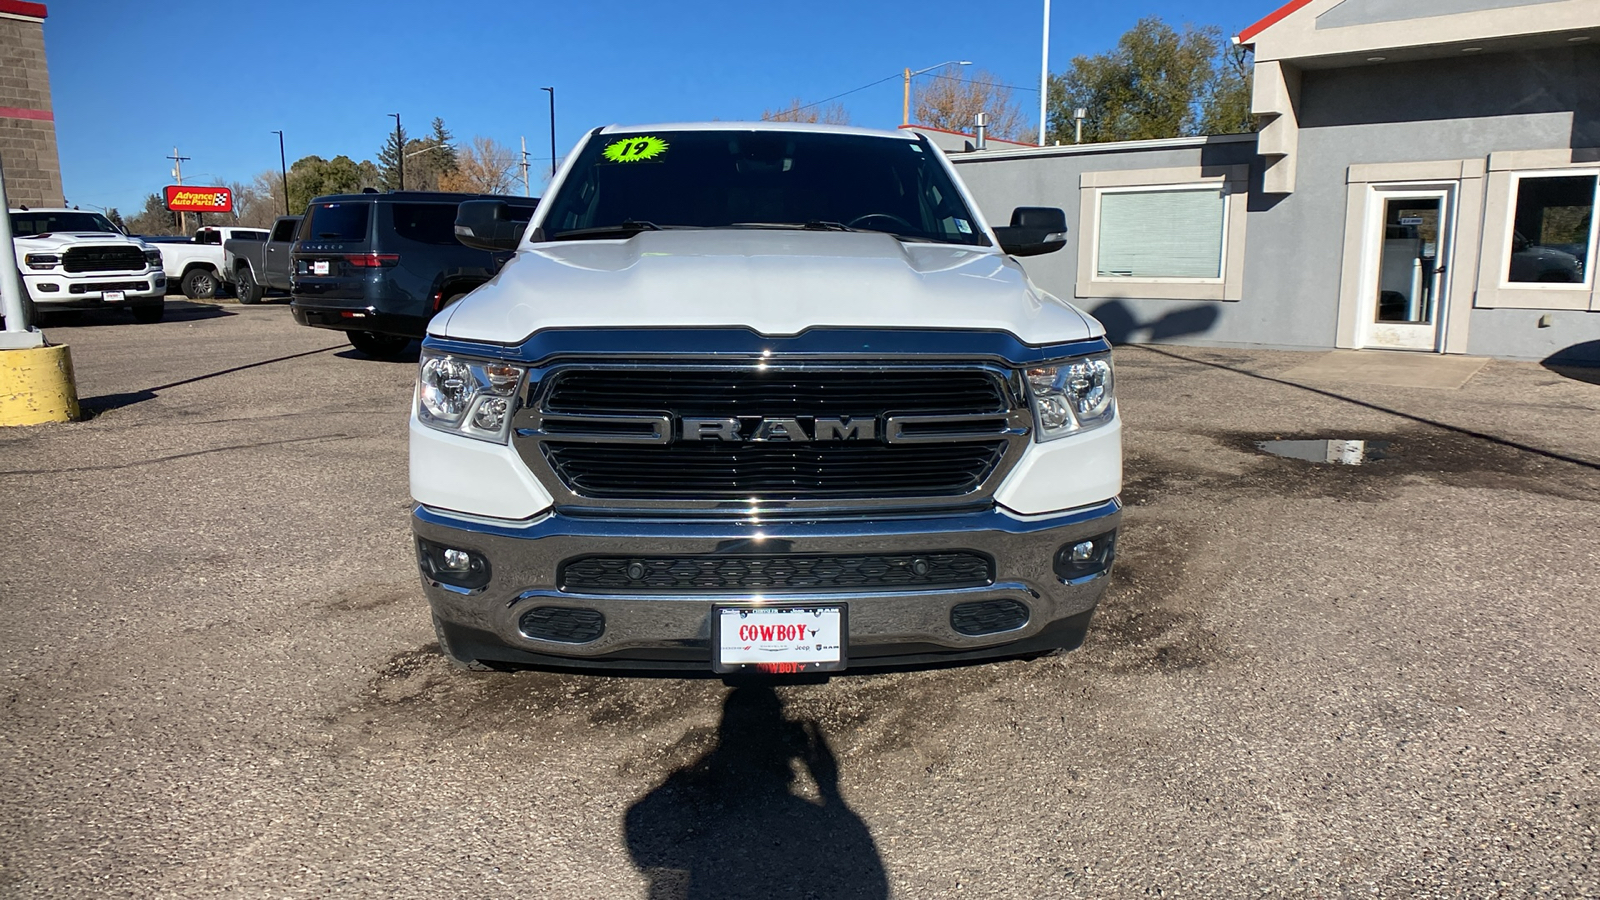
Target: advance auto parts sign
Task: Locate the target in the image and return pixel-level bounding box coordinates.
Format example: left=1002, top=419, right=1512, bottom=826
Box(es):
left=164, top=185, right=233, bottom=213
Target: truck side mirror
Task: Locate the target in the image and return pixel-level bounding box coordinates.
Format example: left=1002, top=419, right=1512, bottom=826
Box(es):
left=455, top=200, right=527, bottom=252
left=993, top=206, right=1068, bottom=257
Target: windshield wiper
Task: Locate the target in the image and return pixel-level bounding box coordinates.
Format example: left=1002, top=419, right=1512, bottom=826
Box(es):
left=551, top=219, right=665, bottom=241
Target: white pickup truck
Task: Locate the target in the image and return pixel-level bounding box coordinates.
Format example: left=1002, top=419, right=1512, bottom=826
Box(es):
left=148, top=225, right=269, bottom=299
left=412, top=123, right=1121, bottom=674
left=11, top=208, right=168, bottom=323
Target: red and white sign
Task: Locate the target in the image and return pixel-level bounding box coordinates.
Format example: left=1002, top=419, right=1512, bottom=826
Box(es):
left=164, top=185, right=233, bottom=213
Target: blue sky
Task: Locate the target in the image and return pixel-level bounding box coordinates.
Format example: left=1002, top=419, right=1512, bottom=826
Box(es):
left=44, top=0, right=1270, bottom=214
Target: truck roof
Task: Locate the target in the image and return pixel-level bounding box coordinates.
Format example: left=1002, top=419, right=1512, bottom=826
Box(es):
left=305, top=191, right=538, bottom=205
left=597, top=121, right=921, bottom=141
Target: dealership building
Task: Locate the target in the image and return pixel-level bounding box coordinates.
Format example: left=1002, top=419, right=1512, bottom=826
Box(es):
left=0, top=0, right=60, bottom=209
left=930, top=0, right=1600, bottom=364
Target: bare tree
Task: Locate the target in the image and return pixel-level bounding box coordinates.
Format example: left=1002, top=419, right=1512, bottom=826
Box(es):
left=439, top=137, right=519, bottom=195
left=227, top=176, right=280, bottom=228
left=761, top=98, right=851, bottom=125
left=912, top=66, right=1033, bottom=142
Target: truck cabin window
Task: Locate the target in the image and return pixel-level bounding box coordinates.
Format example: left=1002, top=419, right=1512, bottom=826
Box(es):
left=540, top=130, right=984, bottom=246
left=10, top=212, right=118, bottom=236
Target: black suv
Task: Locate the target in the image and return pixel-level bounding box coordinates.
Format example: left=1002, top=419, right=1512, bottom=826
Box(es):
left=288, top=191, right=538, bottom=358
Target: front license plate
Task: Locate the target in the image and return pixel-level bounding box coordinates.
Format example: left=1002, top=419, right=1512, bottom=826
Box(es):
left=103, top=290, right=124, bottom=302
left=714, top=605, right=846, bottom=674
left=311, top=260, right=330, bottom=276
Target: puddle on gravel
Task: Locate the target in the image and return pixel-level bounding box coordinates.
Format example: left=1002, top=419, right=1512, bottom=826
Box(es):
left=1256, top=438, right=1390, bottom=465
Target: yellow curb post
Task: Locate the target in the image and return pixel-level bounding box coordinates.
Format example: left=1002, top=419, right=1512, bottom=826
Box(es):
left=0, top=343, right=80, bottom=425
left=1, top=152, right=82, bottom=425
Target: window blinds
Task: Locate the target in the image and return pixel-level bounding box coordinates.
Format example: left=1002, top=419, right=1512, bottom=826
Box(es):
left=1096, top=187, right=1226, bottom=279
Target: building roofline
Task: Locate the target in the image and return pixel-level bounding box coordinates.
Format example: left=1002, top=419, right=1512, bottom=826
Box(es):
left=945, top=131, right=1256, bottom=163
left=0, top=1, right=47, bottom=20
left=1236, top=0, right=1313, bottom=44
left=898, top=123, right=1039, bottom=147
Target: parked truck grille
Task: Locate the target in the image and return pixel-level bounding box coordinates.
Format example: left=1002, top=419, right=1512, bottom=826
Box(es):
left=542, top=369, right=1007, bottom=416
left=543, top=442, right=1007, bottom=499
left=522, top=364, right=1026, bottom=507
left=560, top=551, right=994, bottom=593
left=62, top=246, right=148, bottom=273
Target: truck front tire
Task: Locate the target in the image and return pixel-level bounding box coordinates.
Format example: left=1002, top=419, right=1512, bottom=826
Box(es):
left=181, top=268, right=218, bottom=300
left=234, top=266, right=261, bottom=305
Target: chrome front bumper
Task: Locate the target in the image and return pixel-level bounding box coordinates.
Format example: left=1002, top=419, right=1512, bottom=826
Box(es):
left=27, top=272, right=165, bottom=305
left=413, top=499, right=1121, bottom=671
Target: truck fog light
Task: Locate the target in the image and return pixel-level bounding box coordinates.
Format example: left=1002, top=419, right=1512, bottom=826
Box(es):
left=36, top=283, right=59, bottom=292
left=1054, top=530, right=1117, bottom=582
left=416, top=537, right=491, bottom=590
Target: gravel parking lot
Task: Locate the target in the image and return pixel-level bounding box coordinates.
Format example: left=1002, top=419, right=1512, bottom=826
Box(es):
left=2, top=301, right=1598, bottom=898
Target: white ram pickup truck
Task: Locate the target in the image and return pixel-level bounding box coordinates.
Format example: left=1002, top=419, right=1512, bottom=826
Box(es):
left=412, top=122, right=1120, bottom=673
left=151, top=225, right=269, bottom=299
left=11, top=208, right=167, bottom=323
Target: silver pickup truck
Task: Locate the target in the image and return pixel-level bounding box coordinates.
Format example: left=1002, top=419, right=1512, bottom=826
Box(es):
left=223, top=214, right=301, bottom=304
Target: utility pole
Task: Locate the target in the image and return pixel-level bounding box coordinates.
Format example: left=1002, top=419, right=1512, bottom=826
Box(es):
left=541, top=87, right=556, bottom=180
left=520, top=136, right=531, bottom=197
left=388, top=113, right=404, bottom=191
left=903, top=68, right=912, bottom=126
left=167, top=147, right=190, bottom=234
left=271, top=130, right=289, bottom=215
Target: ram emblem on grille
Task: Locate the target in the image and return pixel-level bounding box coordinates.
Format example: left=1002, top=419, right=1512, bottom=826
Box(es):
left=681, top=416, right=876, bottom=442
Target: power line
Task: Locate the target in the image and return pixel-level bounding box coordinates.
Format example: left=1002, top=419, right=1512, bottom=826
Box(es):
left=927, top=72, right=1041, bottom=93
left=761, top=71, right=904, bottom=120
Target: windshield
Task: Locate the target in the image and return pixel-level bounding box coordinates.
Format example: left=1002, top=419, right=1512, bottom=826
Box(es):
left=539, top=129, right=985, bottom=245
left=11, top=211, right=119, bottom=236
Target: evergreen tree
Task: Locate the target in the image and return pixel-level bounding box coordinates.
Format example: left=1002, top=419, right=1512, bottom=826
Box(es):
left=377, top=123, right=410, bottom=191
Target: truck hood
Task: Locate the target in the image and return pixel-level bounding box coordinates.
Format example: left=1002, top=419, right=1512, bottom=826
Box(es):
left=14, top=232, right=145, bottom=251
left=432, top=230, right=1099, bottom=345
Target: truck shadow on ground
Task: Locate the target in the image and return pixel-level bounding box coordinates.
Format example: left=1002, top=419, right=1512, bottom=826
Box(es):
left=37, top=300, right=235, bottom=328
left=624, top=684, right=888, bottom=900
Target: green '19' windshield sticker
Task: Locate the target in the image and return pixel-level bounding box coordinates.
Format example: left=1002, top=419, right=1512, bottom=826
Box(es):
left=602, top=136, right=669, bottom=162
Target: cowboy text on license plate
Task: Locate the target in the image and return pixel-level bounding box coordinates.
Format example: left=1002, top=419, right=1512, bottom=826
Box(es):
left=715, top=606, right=845, bottom=674
left=312, top=260, right=330, bottom=275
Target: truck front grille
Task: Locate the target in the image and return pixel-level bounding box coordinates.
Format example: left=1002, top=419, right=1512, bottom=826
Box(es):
left=543, top=369, right=1006, bottom=416
left=62, top=246, right=148, bottom=273
left=543, top=442, right=1007, bottom=499
left=520, top=364, right=1028, bottom=509
left=560, top=551, right=994, bottom=594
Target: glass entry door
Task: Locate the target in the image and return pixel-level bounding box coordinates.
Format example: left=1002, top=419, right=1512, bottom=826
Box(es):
left=1360, top=187, right=1453, bottom=351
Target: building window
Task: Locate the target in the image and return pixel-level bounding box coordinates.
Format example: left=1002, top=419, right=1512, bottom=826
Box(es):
left=1504, top=172, right=1597, bottom=288
left=1095, top=186, right=1227, bottom=281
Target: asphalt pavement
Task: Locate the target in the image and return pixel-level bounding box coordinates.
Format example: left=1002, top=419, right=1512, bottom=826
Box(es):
left=2, top=300, right=1597, bottom=898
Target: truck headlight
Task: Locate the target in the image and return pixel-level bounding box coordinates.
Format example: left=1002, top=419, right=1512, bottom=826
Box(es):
left=1024, top=353, right=1115, bottom=441
left=417, top=350, right=525, bottom=442
left=24, top=253, right=59, bottom=270
left=143, top=249, right=162, bottom=268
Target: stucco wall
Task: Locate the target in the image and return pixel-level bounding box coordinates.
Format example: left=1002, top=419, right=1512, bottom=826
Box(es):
left=950, top=45, right=1600, bottom=362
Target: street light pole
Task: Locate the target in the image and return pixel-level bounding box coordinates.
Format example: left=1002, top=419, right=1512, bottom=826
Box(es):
left=541, top=87, right=556, bottom=181
left=271, top=130, right=288, bottom=215
left=388, top=113, right=403, bottom=191
left=1039, top=0, right=1051, bottom=145
left=902, top=60, right=972, bottom=127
